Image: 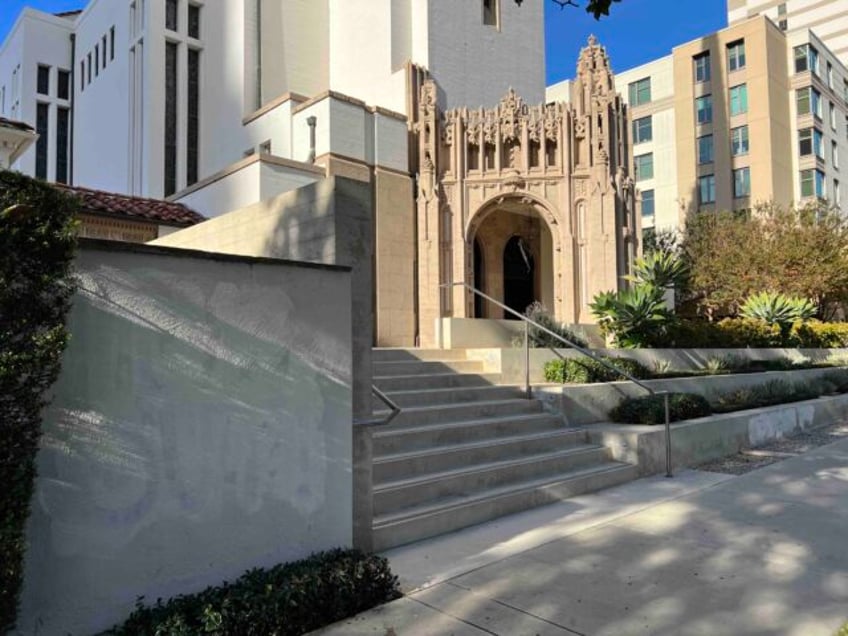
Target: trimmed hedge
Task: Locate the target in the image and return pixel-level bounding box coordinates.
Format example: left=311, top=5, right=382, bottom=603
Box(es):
left=105, top=548, right=402, bottom=635
left=543, top=357, right=652, bottom=384
left=609, top=393, right=712, bottom=425
left=713, top=380, right=820, bottom=414
left=665, top=318, right=848, bottom=348
left=1, top=171, right=77, bottom=632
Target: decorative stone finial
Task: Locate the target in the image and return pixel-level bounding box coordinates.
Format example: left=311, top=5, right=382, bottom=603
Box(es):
left=588, top=34, right=597, bottom=47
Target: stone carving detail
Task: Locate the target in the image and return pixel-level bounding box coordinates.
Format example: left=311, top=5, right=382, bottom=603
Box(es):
left=499, top=88, right=526, bottom=142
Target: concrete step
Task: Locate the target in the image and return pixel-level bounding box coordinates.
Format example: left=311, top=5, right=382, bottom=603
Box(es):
left=373, top=428, right=588, bottom=482
left=374, top=372, right=502, bottom=392
left=373, top=412, right=563, bottom=454
left=380, top=385, right=526, bottom=408
left=373, top=445, right=610, bottom=515
left=373, top=462, right=639, bottom=551
left=372, top=348, right=470, bottom=362
left=373, top=399, right=545, bottom=428
left=374, top=359, right=485, bottom=377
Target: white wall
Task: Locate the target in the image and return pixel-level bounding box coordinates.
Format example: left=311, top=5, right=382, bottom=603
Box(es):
left=18, top=241, right=353, bottom=636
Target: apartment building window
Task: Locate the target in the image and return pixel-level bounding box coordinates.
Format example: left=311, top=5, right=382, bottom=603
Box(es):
left=57, top=70, right=70, bottom=100
left=102, top=35, right=108, bottom=68
left=828, top=62, right=834, bottom=89
left=834, top=141, right=840, bottom=169
left=778, top=2, right=787, bottom=30
left=797, top=87, right=822, bottom=118
left=95, top=45, right=100, bottom=76
left=697, top=134, right=714, bottom=163
left=693, top=52, right=711, bottom=83
left=731, top=125, right=749, bottom=156
left=80, top=60, right=85, bottom=91
left=733, top=167, right=750, bottom=198
left=87, top=52, right=92, bottom=84
left=696, top=94, right=712, bottom=124
left=188, top=4, right=201, bottom=38
left=830, top=102, right=837, bottom=130
left=164, top=41, right=178, bottom=196
left=110, top=26, right=115, bottom=60
left=483, top=0, right=498, bottom=27
left=729, top=84, right=748, bottom=116
left=634, top=153, right=654, bottom=181
left=641, top=189, right=655, bottom=218
left=632, top=116, right=652, bottom=144
left=794, top=44, right=819, bottom=75
left=166, top=0, right=179, bottom=31
left=628, top=77, right=651, bottom=106
left=37, top=65, right=50, bottom=95
left=35, top=103, right=48, bottom=179
left=800, top=168, right=825, bottom=198
left=187, top=48, right=200, bottom=186
left=835, top=179, right=841, bottom=206
left=799, top=128, right=824, bottom=158
left=56, top=107, right=70, bottom=184
left=727, top=40, right=746, bottom=72
left=698, top=174, right=716, bottom=205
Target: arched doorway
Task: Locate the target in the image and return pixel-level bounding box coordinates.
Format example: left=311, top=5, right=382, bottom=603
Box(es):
left=503, top=236, right=534, bottom=318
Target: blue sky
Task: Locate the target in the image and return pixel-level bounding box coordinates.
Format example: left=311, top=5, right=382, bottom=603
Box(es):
left=1, top=0, right=728, bottom=83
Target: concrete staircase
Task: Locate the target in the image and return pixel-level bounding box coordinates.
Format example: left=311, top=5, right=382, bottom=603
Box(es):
left=370, top=348, right=638, bottom=551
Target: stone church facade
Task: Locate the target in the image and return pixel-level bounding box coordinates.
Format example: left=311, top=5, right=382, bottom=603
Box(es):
left=413, top=37, right=640, bottom=347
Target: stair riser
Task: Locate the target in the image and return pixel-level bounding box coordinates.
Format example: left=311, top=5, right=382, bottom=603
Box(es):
left=378, top=400, right=544, bottom=429
left=372, top=349, right=469, bottom=362
left=374, top=431, right=589, bottom=483
left=374, top=373, right=502, bottom=392
left=373, top=465, right=639, bottom=551
left=374, top=360, right=485, bottom=376
left=374, top=447, right=610, bottom=515
left=381, top=386, right=526, bottom=409
left=374, top=415, right=564, bottom=455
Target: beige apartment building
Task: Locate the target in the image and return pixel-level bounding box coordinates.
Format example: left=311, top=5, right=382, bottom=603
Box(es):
left=549, top=13, right=848, bottom=235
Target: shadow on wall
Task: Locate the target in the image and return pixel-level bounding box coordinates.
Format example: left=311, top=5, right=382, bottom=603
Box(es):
left=18, top=245, right=353, bottom=635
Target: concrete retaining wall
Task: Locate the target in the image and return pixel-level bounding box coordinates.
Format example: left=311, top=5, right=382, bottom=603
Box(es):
left=588, top=393, right=848, bottom=476
left=18, top=240, right=354, bottom=635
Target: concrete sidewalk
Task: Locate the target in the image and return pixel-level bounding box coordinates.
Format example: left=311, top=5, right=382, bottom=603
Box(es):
left=317, top=439, right=848, bottom=635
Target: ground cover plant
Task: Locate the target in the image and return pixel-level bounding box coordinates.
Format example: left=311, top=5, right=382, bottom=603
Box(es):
left=105, top=548, right=401, bottom=636
left=0, top=171, right=77, bottom=632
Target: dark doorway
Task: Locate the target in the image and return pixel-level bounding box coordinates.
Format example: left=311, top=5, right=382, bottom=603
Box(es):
left=474, top=239, right=484, bottom=318
left=503, top=236, right=534, bottom=318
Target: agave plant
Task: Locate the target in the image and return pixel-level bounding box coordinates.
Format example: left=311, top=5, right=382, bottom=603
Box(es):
left=626, top=250, right=689, bottom=290
left=740, top=291, right=817, bottom=329
left=590, top=284, right=675, bottom=348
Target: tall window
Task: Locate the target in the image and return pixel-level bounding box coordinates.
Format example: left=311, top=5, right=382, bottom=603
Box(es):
left=693, top=52, right=711, bottom=83
left=95, top=44, right=100, bottom=76
left=833, top=140, right=839, bottom=169
left=641, top=189, right=655, bottom=218
left=699, top=174, right=716, bottom=205
left=187, top=48, right=200, bottom=186
left=800, top=168, right=825, bottom=198
left=632, top=116, right=652, bottom=144
left=727, top=40, right=746, bottom=72
left=56, top=107, right=70, bottom=184
left=697, top=134, right=714, bottom=164
left=57, top=69, right=70, bottom=100
left=634, top=153, right=654, bottom=181
left=731, top=125, right=749, bottom=156
left=828, top=62, right=834, bottom=88
left=166, top=0, right=179, bottom=31
left=794, top=44, right=819, bottom=75
left=35, top=103, right=48, bottom=179
left=797, top=87, right=822, bottom=118
left=628, top=77, right=651, bottom=106
left=733, top=167, right=750, bottom=198
left=110, top=26, right=116, bottom=60
left=164, top=41, right=178, bottom=196
left=188, top=4, right=201, bottom=38
left=482, top=0, right=498, bottom=27
left=799, top=128, right=823, bottom=157
left=80, top=60, right=85, bottom=91
left=37, top=65, right=50, bottom=95
left=830, top=102, right=837, bottom=130
left=696, top=94, right=713, bottom=124
left=835, top=179, right=841, bottom=206
left=729, top=84, right=748, bottom=116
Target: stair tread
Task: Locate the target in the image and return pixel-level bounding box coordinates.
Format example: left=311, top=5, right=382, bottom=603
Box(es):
left=374, top=427, right=584, bottom=463
left=375, top=444, right=605, bottom=491
left=373, top=372, right=497, bottom=381
left=383, top=384, right=521, bottom=397
left=373, top=398, right=541, bottom=417
left=373, top=410, right=556, bottom=437
left=373, top=462, right=635, bottom=527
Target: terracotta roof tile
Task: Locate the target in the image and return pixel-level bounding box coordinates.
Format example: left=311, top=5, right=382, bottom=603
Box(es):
left=56, top=184, right=206, bottom=227
left=0, top=117, right=35, bottom=132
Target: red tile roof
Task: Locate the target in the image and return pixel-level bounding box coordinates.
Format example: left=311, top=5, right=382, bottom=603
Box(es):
left=57, top=184, right=206, bottom=227
left=0, top=117, right=35, bottom=133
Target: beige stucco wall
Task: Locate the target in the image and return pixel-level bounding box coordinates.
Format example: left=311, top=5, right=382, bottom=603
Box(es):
left=18, top=240, right=353, bottom=635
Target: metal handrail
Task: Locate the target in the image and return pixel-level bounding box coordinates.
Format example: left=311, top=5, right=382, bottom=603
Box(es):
left=354, top=385, right=402, bottom=427
left=442, top=281, right=673, bottom=477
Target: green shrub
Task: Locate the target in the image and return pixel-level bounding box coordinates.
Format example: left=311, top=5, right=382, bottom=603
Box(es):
left=522, top=302, right=588, bottom=349
left=667, top=317, right=848, bottom=349
left=590, top=285, right=675, bottom=348
left=1, top=171, right=77, bottom=632
left=609, top=393, right=712, bottom=425
left=818, top=369, right=848, bottom=394
left=105, top=549, right=402, bottom=636
left=712, top=379, right=821, bottom=413
left=740, top=291, right=817, bottom=331
left=543, top=356, right=652, bottom=383
left=792, top=320, right=848, bottom=348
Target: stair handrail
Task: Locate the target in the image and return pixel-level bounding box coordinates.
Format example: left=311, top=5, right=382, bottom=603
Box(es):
left=441, top=281, right=673, bottom=477
left=355, top=384, right=402, bottom=427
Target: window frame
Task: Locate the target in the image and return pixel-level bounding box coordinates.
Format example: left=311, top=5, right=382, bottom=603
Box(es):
left=729, top=84, right=748, bottom=116
left=695, top=94, right=713, bottom=124
left=634, top=152, right=654, bottom=181
left=628, top=77, right=651, bottom=106
left=632, top=115, right=652, bottom=144
left=36, top=64, right=50, bottom=95
left=641, top=189, right=655, bottom=217
left=731, top=125, right=749, bottom=156
left=698, top=174, right=716, bottom=205
left=733, top=166, right=750, bottom=198
left=697, top=134, right=714, bottom=164
left=727, top=40, right=746, bottom=72
left=693, top=52, right=711, bottom=84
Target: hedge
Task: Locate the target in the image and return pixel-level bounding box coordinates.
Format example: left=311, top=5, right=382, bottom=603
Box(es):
left=0, top=170, right=78, bottom=632
left=609, top=393, right=712, bottom=425
left=664, top=318, right=848, bottom=348
left=543, top=357, right=652, bottom=383
left=105, top=548, right=402, bottom=635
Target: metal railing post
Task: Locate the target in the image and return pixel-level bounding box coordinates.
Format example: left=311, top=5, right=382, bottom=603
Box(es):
left=664, top=392, right=673, bottom=478
left=524, top=320, right=531, bottom=399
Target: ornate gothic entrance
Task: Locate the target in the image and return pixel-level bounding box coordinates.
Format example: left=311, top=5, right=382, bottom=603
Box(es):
left=503, top=236, right=535, bottom=318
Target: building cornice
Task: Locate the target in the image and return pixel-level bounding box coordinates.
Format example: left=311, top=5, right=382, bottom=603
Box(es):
left=242, top=92, right=311, bottom=126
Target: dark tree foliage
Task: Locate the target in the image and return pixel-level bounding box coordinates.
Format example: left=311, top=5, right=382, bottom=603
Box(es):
left=0, top=170, right=77, bottom=632
left=515, top=0, right=622, bottom=19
